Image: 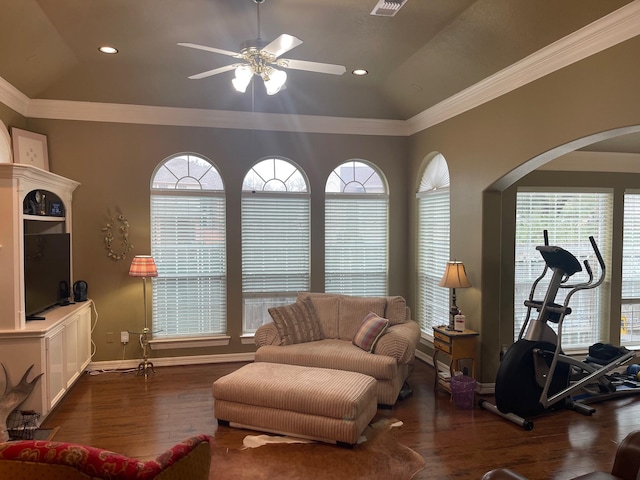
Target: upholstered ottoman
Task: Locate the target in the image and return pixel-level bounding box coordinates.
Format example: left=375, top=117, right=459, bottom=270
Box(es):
left=212, top=362, right=377, bottom=446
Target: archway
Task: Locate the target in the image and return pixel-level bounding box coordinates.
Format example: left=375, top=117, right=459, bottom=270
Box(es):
left=481, top=125, right=640, bottom=381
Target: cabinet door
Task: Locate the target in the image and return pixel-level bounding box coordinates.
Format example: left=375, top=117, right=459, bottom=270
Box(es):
left=77, top=304, right=92, bottom=371
left=65, top=315, right=79, bottom=387
left=46, top=326, right=66, bottom=410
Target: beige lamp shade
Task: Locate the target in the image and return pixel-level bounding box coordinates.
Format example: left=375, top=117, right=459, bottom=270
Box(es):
left=128, top=255, right=158, bottom=277
left=438, top=261, right=471, bottom=289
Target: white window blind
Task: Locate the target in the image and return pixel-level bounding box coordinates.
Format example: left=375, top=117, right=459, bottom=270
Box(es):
left=325, top=161, right=388, bottom=296
left=515, top=190, right=612, bottom=349
left=150, top=154, right=226, bottom=338
left=416, top=188, right=450, bottom=333
left=241, top=159, right=310, bottom=333
left=621, top=191, right=640, bottom=345
left=325, top=195, right=388, bottom=295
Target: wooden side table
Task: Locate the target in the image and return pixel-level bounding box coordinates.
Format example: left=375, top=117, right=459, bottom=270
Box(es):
left=432, top=325, right=479, bottom=393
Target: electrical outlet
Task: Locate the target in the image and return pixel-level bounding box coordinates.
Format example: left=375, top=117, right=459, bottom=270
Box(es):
left=121, top=331, right=129, bottom=344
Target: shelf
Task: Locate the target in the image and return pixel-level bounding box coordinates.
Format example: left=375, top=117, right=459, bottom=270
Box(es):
left=24, top=214, right=66, bottom=222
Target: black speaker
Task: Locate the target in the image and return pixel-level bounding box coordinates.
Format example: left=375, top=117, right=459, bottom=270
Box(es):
left=73, top=280, right=88, bottom=302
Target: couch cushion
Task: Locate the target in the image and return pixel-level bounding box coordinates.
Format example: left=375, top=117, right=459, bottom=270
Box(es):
left=352, top=312, right=389, bottom=352
left=256, top=339, right=398, bottom=380
left=384, top=296, right=408, bottom=325
left=268, top=298, right=324, bottom=345
left=297, top=292, right=340, bottom=339
left=338, top=296, right=386, bottom=341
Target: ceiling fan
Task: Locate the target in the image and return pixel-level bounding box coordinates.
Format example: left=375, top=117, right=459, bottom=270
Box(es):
left=178, top=0, right=346, bottom=95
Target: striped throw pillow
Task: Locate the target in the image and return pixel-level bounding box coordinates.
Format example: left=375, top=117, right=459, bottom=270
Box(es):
left=352, top=312, right=389, bottom=352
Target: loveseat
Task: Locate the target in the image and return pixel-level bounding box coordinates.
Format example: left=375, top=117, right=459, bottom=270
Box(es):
left=254, top=292, right=421, bottom=406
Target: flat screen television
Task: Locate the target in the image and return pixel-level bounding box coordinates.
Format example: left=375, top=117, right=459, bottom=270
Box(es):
left=24, top=233, right=71, bottom=320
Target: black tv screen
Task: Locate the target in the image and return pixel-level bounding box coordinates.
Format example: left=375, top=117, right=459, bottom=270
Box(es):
left=24, top=233, right=71, bottom=319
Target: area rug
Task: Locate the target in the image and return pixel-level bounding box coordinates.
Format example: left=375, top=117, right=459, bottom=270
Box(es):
left=210, top=418, right=426, bottom=480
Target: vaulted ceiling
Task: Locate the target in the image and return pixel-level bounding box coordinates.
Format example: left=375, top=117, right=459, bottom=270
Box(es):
left=0, top=0, right=634, bottom=123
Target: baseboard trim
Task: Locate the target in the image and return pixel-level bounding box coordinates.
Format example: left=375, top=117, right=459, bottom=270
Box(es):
left=87, top=352, right=255, bottom=372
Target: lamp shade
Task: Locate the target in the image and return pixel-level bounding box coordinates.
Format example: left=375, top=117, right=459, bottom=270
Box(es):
left=128, top=255, right=158, bottom=277
left=438, top=261, right=471, bottom=289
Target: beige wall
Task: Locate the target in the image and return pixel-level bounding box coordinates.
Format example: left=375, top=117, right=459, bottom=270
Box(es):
left=10, top=120, right=408, bottom=361
left=2, top=34, right=639, bottom=380
left=407, top=35, right=640, bottom=381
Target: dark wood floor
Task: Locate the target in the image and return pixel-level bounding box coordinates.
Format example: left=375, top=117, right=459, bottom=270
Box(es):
left=41, top=359, right=640, bottom=480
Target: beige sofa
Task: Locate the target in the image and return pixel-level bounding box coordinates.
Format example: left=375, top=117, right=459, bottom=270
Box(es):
left=254, top=292, right=421, bottom=406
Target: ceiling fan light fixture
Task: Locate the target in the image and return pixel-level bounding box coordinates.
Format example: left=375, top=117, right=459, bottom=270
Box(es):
left=263, top=68, right=287, bottom=95
left=232, top=65, right=253, bottom=93
left=352, top=68, right=368, bottom=76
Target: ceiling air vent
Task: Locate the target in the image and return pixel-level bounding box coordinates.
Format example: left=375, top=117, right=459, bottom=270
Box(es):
left=370, top=0, right=408, bottom=17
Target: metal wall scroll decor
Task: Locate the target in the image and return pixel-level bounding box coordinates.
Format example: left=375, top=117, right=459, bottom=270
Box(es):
left=102, top=209, right=134, bottom=261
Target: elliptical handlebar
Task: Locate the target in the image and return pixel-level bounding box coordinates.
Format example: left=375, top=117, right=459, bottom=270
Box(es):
left=587, top=235, right=606, bottom=289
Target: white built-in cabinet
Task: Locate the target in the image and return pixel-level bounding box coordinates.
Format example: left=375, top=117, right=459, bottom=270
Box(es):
left=0, top=164, right=91, bottom=420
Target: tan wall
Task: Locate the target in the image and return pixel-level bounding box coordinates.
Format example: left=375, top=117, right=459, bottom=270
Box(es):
left=407, top=35, right=640, bottom=381
left=15, top=120, right=408, bottom=361
left=2, top=35, right=640, bottom=379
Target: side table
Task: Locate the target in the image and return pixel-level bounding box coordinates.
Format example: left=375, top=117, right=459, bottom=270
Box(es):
left=432, top=325, right=479, bottom=393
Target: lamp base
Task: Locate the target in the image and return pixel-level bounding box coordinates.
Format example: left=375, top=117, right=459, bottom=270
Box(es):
left=137, top=359, right=155, bottom=378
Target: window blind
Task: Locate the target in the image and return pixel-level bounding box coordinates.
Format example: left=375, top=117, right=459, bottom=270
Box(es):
left=325, top=195, right=388, bottom=296
left=621, top=191, right=640, bottom=345
left=416, top=188, right=450, bottom=333
left=515, top=190, right=612, bottom=348
left=151, top=193, right=226, bottom=337
left=241, top=193, right=310, bottom=333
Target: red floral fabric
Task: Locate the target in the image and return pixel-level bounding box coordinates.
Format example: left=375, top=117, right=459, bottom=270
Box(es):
left=0, top=434, right=211, bottom=479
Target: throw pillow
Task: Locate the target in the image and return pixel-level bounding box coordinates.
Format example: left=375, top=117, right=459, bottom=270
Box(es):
left=268, top=299, right=324, bottom=345
left=352, top=312, right=390, bottom=352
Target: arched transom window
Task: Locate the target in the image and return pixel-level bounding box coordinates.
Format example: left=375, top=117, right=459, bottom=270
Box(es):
left=325, top=160, right=388, bottom=295
left=241, top=158, right=310, bottom=333
left=150, top=153, right=226, bottom=338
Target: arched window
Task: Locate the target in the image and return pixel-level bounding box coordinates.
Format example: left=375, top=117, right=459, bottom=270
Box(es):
left=150, top=153, right=226, bottom=338
left=241, top=158, right=310, bottom=333
left=325, top=160, right=388, bottom=295
left=416, top=153, right=450, bottom=334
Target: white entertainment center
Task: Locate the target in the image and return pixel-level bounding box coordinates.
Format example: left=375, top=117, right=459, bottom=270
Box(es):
left=0, top=164, right=91, bottom=420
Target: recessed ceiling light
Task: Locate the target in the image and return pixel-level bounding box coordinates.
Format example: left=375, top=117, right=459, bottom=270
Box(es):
left=99, top=46, right=118, bottom=54
left=352, top=69, right=368, bottom=76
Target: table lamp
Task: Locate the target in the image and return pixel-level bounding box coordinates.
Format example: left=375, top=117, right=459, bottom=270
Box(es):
left=438, top=260, right=471, bottom=330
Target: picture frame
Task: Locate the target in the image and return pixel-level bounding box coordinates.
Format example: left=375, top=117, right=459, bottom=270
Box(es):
left=11, top=127, right=49, bottom=171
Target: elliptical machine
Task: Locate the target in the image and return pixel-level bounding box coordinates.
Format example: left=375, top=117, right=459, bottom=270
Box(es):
left=480, top=232, right=638, bottom=430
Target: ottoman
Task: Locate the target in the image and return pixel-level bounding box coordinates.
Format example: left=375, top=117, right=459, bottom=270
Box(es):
left=212, top=362, right=378, bottom=446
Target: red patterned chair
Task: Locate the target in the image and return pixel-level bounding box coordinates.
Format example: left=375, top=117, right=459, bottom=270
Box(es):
left=0, top=434, right=212, bottom=479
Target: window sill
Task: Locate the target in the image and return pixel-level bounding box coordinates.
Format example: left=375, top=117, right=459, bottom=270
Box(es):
left=240, top=334, right=256, bottom=345
left=149, top=335, right=231, bottom=350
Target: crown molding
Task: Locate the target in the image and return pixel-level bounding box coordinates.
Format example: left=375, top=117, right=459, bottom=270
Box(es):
left=25, top=99, right=408, bottom=136
left=1, top=1, right=638, bottom=136
left=406, top=0, right=640, bottom=135
left=541, top=150, right=640, bottom=173
left=0, top=76, right=29, bottom=116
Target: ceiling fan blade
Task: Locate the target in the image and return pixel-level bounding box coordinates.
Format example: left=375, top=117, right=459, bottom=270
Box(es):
left=261, top=34, right=303, bottom=58
left=277, top=58, right=346, bottom=75
left=178, top=42, right=242, bottom=59
left=188, top=64, right=240, bottom=80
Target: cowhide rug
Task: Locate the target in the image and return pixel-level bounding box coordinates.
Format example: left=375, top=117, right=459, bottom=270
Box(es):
left=209, top=418, right=426, bottom=479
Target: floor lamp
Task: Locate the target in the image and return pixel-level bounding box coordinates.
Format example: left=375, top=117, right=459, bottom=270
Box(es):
left=438, top=260, right=471, bottom=330
left=129, top=255, right=158, bottom=378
